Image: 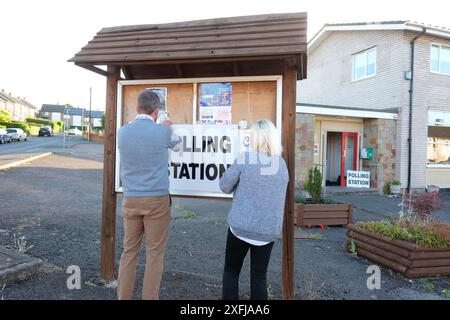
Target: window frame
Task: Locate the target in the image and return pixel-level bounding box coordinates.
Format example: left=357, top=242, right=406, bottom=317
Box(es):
left=352, top=47, right=377, bottom=81
left=430, top=43, right=450, bottom=76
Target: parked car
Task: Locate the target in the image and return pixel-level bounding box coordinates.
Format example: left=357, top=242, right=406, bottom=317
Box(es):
left=67, top=128, right=82, bottom=136
left=39, top=126, right=53, bottom=137
left=0, top=128, right=12, bottom=144
left=6, top=128, right=27, bottom=141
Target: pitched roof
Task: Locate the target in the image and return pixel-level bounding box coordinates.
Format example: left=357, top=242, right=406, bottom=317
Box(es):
left=40, top=104, right=104, bottom=118
left=40, top=104, right=68, bottom=113
left=309, top=20, right=450, bottom=51
left=0, top=91, right=18, bottom=104
left=0, top=91, right=37, bottom=109
left=69, top=12, right=307, bottom=65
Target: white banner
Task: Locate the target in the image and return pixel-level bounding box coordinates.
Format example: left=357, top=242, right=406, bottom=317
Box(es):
left=93, top=118, right=102, bottom=127
left=169, top=124, right=243, bottom=197
left=72, top=115, right=82, bottom=126
left=51, top=112, right=61, bottom=121
left=346, top=170, right=371, bottom=188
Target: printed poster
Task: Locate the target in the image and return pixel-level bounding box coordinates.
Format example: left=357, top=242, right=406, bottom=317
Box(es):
left=199, top=83, right=232, bottom=124
left=146, top=87, right=167, bottom=111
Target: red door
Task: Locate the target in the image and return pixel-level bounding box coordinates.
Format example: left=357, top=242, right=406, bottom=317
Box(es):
left=340, top=132, right=358, bottom=186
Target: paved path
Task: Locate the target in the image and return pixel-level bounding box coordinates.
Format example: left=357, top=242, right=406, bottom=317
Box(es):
left=333, top=193, right=450, bottom=223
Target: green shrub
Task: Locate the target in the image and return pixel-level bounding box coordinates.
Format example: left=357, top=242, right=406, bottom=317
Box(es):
left=0, top=109, right=11, bottom=122
left=26, top=117, right=63, bottom=133
left=356, top=220, right=450, bottom=248
left=303, top=167, right=323, bottom=204
left=391, top=180, right=401, bottom=185
left=26, top=117, right=52, bottom=126
left=0, top=121, right=32, bottom=134
left=28, top=123, right=41, bottom=135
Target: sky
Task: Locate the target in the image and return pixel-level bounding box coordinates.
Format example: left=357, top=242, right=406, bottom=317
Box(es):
left=0, top=0, right=449, bottom=111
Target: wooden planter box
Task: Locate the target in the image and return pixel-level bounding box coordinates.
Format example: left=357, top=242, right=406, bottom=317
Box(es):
left=295, top=203, right=353, bottom=227
left=347, top=224, right=450, bottom=277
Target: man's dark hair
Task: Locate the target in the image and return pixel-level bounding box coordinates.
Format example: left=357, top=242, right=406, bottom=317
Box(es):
left=137, top=90, right=160, bottom=114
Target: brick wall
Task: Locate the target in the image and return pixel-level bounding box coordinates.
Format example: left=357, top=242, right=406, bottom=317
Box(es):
left=295, top=113, right=315, bottom=188
left=362, top=118, right=397, bottom=188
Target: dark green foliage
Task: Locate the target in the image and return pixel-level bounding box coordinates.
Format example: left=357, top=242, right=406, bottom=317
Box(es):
left=303, top=167, right=323, bottom=204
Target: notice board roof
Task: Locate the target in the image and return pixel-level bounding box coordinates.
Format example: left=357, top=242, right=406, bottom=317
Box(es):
left=69, top=12, right=307, bottom=67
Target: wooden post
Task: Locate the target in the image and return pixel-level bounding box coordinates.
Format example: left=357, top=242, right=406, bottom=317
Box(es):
left=100, top=65, right=120, bottom=280
left=281, top=59, right=297, bottom=299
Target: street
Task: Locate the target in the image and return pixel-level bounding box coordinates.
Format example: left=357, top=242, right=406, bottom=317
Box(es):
left=0, top=135, right=82, bottom=156
left=0, top=135, right=83, bottom=169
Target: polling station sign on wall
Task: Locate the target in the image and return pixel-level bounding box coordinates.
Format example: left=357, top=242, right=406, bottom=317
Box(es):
left=346, top=170, right=371, bottom=188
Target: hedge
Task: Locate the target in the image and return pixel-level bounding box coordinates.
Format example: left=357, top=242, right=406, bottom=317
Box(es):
left=0, top=121, right=41, bottom=135
left=26, top=117, right=63, bottom=133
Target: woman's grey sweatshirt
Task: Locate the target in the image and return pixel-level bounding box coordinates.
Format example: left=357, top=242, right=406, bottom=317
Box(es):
left=219, top=151, right=289, bottom=242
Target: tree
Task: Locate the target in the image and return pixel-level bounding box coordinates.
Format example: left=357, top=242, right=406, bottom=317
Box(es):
left=303, top=167, right=323, bottom=204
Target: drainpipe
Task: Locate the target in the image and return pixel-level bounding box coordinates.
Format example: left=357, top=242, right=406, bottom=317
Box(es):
left=407, top=27, right=426, bottom=192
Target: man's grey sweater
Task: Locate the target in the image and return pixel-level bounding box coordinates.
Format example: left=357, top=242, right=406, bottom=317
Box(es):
left=219, top=152, right=289, bottom=242
left=118, top=118, right=179, bottom=197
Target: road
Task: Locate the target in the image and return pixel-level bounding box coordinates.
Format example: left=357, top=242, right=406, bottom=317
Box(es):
left=0, top=135, right=83, bottom=168
left=0, top=135, right=82, bottom=156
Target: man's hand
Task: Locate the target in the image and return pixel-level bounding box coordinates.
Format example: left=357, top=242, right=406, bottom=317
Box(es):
left=162, top=120, right=173, bottom=127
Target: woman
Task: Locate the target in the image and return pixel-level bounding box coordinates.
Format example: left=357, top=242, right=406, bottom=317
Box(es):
left=219, top=119, right=289, bottom=300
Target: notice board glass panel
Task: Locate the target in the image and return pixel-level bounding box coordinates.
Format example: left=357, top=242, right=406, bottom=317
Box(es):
left=196, top=81, right=277, bottom=126
left=121, top=83, right=194, bottom=125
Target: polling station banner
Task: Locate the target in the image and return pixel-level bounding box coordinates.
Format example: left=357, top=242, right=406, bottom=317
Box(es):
left=169, top=124, right=246, bottom=197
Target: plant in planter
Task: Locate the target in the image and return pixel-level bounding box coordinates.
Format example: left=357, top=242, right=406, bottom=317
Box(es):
left=427, top=185, right=440, bottom=193
left=347, top=192, right=449, bottom=277
left=295, top=167, right=353, bottom=227
left=389, top=180, right=402, bottom=195
left=402, top=191, right=445, bottom=223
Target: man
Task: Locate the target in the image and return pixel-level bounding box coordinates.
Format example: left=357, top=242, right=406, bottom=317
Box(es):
left=117, top=89, right=180, bottom=300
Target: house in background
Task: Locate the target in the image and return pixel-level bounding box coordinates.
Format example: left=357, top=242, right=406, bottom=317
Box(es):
left=40, top=104, right=104, bottom=129
left=0, top=89, right=38, bottom=121
left=296, top=21, right=450, bottom=191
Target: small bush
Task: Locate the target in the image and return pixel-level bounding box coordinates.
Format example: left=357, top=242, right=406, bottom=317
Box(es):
left=404, top=191, right=446, bottom=222
left=356, top=220, right=450, bottom=248
left=391, top=180, right=401, bottom=185
left=383, top=182, right=391, bottom=195
left=303, top=167, right=323, bottom=204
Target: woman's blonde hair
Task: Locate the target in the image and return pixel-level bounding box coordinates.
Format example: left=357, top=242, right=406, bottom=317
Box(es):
left=250, top=119, right=282, bottom=156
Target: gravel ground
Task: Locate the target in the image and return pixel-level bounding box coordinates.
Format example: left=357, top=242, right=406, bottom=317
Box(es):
left=0, top=143, right=449, bottom=300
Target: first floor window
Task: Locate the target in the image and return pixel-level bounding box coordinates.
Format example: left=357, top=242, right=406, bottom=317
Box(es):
left=352, top=47, right=376, bottom=81
left=431, top=44, right=450, bottom=75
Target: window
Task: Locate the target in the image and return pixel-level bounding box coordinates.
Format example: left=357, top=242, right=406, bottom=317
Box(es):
left=427, top=111, right=450, bottom=166
left=352, top=47, right=376, bottom=81
left=431, top=44, right=450, bottom=75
